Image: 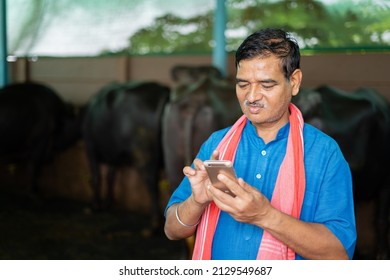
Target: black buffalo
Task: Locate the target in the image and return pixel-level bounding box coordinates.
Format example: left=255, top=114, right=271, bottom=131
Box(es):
left=162, top=66, right=242, bottom=191
left=0, top=82, right=81, bottom=193
left=82, top=81, right=170, bottom=230
left=293, top=85, right=390, bottom=259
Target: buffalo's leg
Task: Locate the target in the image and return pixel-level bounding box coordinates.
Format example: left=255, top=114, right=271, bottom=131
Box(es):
left=106, top=166, right=116, bottom=209
left=375, top=183, right=390, bottom=259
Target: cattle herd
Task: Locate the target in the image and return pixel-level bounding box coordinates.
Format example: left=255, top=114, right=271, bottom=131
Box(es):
left=0, top=65, right=389, bottom=259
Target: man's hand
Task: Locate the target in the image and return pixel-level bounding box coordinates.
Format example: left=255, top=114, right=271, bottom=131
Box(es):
left=207, top=174, right=272, bottom=226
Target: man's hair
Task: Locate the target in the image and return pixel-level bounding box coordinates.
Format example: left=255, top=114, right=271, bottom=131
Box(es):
left=235, top=28, right=300, bottom=80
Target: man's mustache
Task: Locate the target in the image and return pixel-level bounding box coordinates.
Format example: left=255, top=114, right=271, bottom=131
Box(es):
left=244, top=100, right=265, bottom=107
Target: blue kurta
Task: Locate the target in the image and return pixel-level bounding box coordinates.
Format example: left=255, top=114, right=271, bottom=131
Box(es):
left=165, top=121, right=357, bottom=259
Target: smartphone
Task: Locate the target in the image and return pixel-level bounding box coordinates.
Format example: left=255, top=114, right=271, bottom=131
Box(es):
left=203, top=160, right=237, bottom=196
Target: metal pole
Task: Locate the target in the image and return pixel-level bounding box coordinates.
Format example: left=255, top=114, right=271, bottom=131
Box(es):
left=0, top=0, right=8, bottom=87
left=212, top=0, right=227, bottom=77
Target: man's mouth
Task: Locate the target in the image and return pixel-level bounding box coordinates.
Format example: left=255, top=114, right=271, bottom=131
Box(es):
left=244, top=100, right=264, bottom=114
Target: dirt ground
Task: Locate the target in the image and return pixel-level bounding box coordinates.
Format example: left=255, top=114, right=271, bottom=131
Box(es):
left=0, top=141, right=190, bottom=260
left=1, top=186, right=387, bottom=260
left=0, top=187, right=187, bottom=260
left=0, top=141, right=388, bottom=260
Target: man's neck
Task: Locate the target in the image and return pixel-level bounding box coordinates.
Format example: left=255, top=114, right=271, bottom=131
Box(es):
left=254, top=118, right=289, bottom=144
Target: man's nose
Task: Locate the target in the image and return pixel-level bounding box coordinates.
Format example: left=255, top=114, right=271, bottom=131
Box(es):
left=246, top=83, right=263, bottom=102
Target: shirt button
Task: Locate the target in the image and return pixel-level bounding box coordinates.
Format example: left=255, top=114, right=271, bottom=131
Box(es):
left=261, top=150, right=267, bottom=156
left=256, top=173, right=262, bottom=179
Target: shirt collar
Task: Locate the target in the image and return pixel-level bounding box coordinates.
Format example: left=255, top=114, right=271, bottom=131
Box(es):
left=246, top=120, right=290, bottom=143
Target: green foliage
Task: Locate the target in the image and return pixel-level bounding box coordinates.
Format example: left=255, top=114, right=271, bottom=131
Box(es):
left=124, top=0, right=390, bottom=55
left=127, top=12, right=214, bottom=55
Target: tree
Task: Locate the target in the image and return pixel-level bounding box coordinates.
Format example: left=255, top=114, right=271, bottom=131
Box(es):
left=127, top=13, right=213, bottom=55
left=120, top=0, right=390, bottom=55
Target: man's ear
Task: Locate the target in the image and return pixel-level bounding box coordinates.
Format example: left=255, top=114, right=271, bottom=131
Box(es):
left=290, top=69, right=302, bottom=97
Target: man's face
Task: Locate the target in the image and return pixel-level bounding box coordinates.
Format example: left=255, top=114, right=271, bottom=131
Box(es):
left=235, top=55, right=300, bottom=130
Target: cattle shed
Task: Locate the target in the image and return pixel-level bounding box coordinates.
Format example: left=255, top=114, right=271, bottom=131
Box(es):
left=1, top=0, right=390, bottom=261
left=2, top=51, right=389, bottom=259
left=5, top=52, right=390, bottom=205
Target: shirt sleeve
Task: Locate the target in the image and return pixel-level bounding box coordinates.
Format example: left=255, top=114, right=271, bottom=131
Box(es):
left=300, top=129, right=357, bottom=259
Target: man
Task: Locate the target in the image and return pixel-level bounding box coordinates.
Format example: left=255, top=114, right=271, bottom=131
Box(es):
left=164, top=28, right=357, bottom=260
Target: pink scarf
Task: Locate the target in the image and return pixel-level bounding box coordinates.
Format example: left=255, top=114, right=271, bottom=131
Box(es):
left=192, top=103, right=305, bottom=260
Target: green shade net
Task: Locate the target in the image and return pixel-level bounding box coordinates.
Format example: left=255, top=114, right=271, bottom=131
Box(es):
left=6, top=0, right=390, bottom=57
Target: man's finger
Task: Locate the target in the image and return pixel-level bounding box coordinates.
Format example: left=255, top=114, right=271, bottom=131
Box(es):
left=210, top=150, right=220, bottom=160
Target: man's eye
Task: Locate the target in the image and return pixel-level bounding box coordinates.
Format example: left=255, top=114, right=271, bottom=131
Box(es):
left=237, top=83, right=249, bottom=88
left=262, top=84, right=275, bottom=90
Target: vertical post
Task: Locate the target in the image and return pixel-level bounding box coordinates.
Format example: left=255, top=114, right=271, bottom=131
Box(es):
left=0, top=0, right=8, bottom=87
left=212, top=0, right=227, bottom=77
